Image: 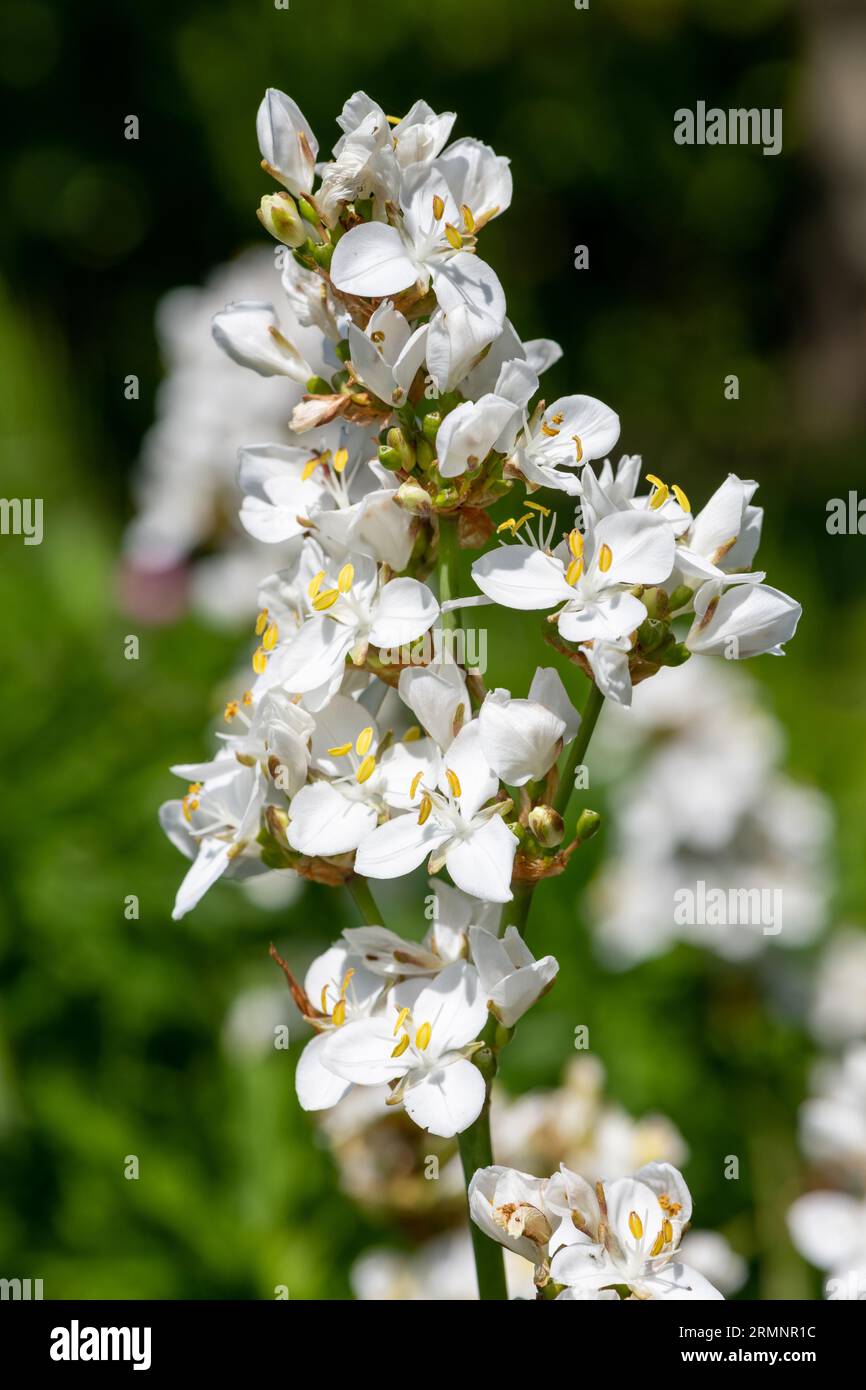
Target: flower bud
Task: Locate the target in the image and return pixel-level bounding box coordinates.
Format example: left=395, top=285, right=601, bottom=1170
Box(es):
left=395, top=479, right=432, bottom=515
left=640, top=586, right=669, bottom=620
left=311, top=240, right=334, bottom=271
left=637, top=617, right=668, bottom=654
left=415, top=437, right=436, bottom=471
left=421, top=411, right=442, bottom=443
left=297, top=196, right=319, bottom=225
left=386, top=426, right=416, bottom=472
left=306, top=375, right=333, bottom=395
left=658, top=641, right=692, bottom=668
left=378, top=443, right=403, bottom=471
left=668, top=584, right=694, bottom=612
left=575, top=808, right=602, bottom=842
left=528, top=804, right=565, bottom=847
left=257, top=192, right=306, bottom=248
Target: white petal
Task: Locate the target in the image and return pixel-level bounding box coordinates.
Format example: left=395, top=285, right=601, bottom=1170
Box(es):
left=257, top=617, right=355, bottom=695
left=172, top=839, right=232, bottom=920
left=686, top=583, right=801, bottom=657
left=403, top=1057, right=486, bottom=1137
left=446, top=815, right=517, bottom=904
left=478, top=689, right=565, bottom=785
left=591, top=509, right=676, bottom=588
left=330, top=221, right=419, bottom=297
left=354, top=812, right=449, bottom=880
left=436, top=138, right=513, bottom=224
left=557, top=590, right=647, bottom=644
left=370, top=578, right=439, bottom=648
left=436, top=394, right=518, bottom=478
left=287, top=782, right=377, bottom=856
left=527, top=667, right=581, bottom=742
left=212, top=302, right=312, bottom=381
left=398, top=662, right=469, bottom=749
left=472, top=546, right=572, bottom=611
left=320, top=1017, right=408, bottom=1086
left=787, top=1192, right=866, bottom=1271
left=295, top=1032, right=352, bottom=1111
left=440, top=720, right=498, bottom=818
left=393, top=960, right=488, bottom=1050
left=637, top=1264, right=724, bottom=1300
left=256, top=88, right=317, bottom=194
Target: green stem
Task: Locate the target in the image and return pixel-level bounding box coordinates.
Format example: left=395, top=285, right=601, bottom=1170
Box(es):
left=437, top=516, right=461, bottom=632
left=458, top=1096, right=509, bottom=1300
left=345, top=875, right=383, bottom=925
left=553, top=680, right=605, bottom=820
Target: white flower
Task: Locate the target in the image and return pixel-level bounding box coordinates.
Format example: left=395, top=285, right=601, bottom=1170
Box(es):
left=478, top=666, right=580, bottom=786
left=579, top=456, right=691, bottom=535
left=686, top=579, right=801, bottom=658
left=788, top=1191, right=866, bottom=1298
left=255, top=544, right=439, bottom=702
left=469, top=925, right=559, bottom=1027
left=343, top=879, right=498, bottom=976
left=217, top=687, right=314, bottom=797
left=434, top=392, right=522, bottom=479
left=354, top=721, right=518, bottom=903
left=549, top=1162, right=724, bottom=1300
left=511, top=395, right=621, bottom=495
left=346, top=301, right=428, bottom=407
left=434, top=138, right=512, bottom=229
left=160, top=753, right=267, bottom=919
left=286, top=694, right=437, bottom=857
left=320, top=960, right=488, bottom=1136
left=294, top=944, right=385, bottom=1111
left=256, top=88, right=318, bottom=195
left=472, top=509, right=675, bottom=646
left=460, top=318, right=562, bottom=400
left=673, top=473, right=763, bottom=584
left=678, top=1231, right=747, bottom=1296
left=579, top=633, right=635, bottom=706
left=212, top=301, right=314, bottom=382
left=469, top=1164, right=554, bottom=1265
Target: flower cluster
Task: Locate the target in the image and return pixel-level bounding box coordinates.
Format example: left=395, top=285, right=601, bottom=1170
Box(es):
left=470, top=1160, right=723, bottom=1299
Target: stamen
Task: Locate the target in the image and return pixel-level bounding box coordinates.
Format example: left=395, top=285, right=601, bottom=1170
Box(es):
left=356, top=754, right=376, bottom=784
left=672, top=483, right=690, bottom=512
left=391, top=1033, right=410, bottom=1058
left=415, top=1022, right=432, bottom=1050
left=355, top=726, right=374, bottom=756
left=409, top=770, right=424, bottom=799
left=650, top=1230, right=665, bottom=1257
left=252, top=647, right=268, bottom=675
left=461, top=204, right=475, bottom=233
left=333, top=447, right=349, bottom=473
left=565, top=557, right=584, bottom=586
left=444, top=223, right=463, bottom=249
left=262, top=621, right=279, bottom=651
left=255, top=608, right=269, bottom=636
left=340, top=968, right=355, bottom=995
left=308, top=570, right=325, bottom=599
left=628, top=1211, right=644, bottom=1240
left=649, top=482, right=670, bottom=510
left=445, top=768, right=462, bottom=799
left=662, top=1218, right=673, bottom=1243
left=393, top=1006, right=411, bottom=1036
left=242, top=691, right=253, bottom=706
left=301, top=454, right=323, bottom=482
left=550, top=412, right=564, bottom=425
left=224, top=700, right=239, bottom=721
left=496, top=517, right=517, bottom=534
left=403, top=725, right=422, bottom=743
left=327, top=742, right=353, bottom=757
left=512, top=512, right=533, bottom=531
left=432, top=194, right=445, bottom=221
left=337, top=562, right=354, bottom=593
left=568, top=528, right=584, bottom=559
left=572, top=435, right=584, bottom=463
left=331, top=998, right=347, bottom=1027
left=320, top=986, right=329, bottom=1013
left=417, top=793, right=432, bottom=825
left=312, top=588, right=340, bottom=611
left=524, top=500, right=551, bottom=516
left=541, top=422, right=560, bottom=438
left=598, top=543, right=613, bottom=573
left=645, top=473, right=665, bottom=491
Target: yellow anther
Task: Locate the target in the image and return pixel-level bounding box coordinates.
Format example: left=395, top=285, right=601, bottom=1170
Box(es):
left=355, top=725, right=374, bottom=756
left=188, top=783, right=202, bottom=795
left=662, top=1218, right=673, bottom=1243
left=550, top=412, right=564, bottom=425
left=432, top=194, right=445, bottom=221
left=403, top=725, right=422, bottom=743
left=391, top=1033, right=411, bottom=1058
left=312, top=588, right=340, bottom=611
left=568, top=528, right=584, bottom=559
left=645, top=473, right=665, bottom=491
left=524, top=500, right=551, bottom=516
left=565, top=557, right=584, bottom=586
left=370, top=331, right=385, bottom=345
left=415, top=1021, right=432, bottom=1050
left=255, top=608, right=269, bottom=636
left=541, top=422, right=560, bottom=437
left=572, top=435, right=584, bottom=463
left=320, top=986, right=329, bottom=1013
left=331, top=998, right=347, bottom=1027
left=356, top=754, right=376, bottom=784
left=262, top=621, right=279, bottom=651
left=496, top=517, right=517, bottom=534
left=672, top=483, right=691, bottom=513
left=341, top=968, right=355, bottom=995
left=650, top=1230, right=665, bottom=1257
left=393, top=1006, right=411, bottom=1036
left=301, top=454, right=323, bottom=482
left=337, top=562, right=354, bottom=593
left=649, top=482, right=670, bottom=511
left=417, top=793, right=432, bottom=825
left=327, top=742, right=353, bottom=757
left=513, top=512, right=533, bottom=531
left=598, top=543, right=613, bottom=573
left=252, top=647, right=268, bottom=675
left=333, top=447, right=349, bottom=473
left=386, top=114, right=401, bottom=125
left=224, top=700, right=239, bottom=721
left=461, top=204, right=476, bottom=233
left=410, top=769, right=424, bottom=799
left=242, top=691, right=253, bottom=706
left=628, top=1211, right=644, bottom=1240
left=444, top=223, right=463, bottom=250
left=308, top=569, right=325, bottom=598
left=445, top=768, right=462, bottom=799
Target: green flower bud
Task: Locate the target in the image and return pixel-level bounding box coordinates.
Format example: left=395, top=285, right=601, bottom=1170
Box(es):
left=528, top=805, right=565, bottom=848
left=395, top=479, right=432, bottom=515
left=658, top=641, right=692, bottom=668
left=640, top=586, right=669, bottom=620
left=668, top=584, right=694, bottom=612
left=311, top=240, right=334, bottom=271
left=386, top=426, right=416, bottom=472
left=378, top=443, right=404, bottom=471
left=306, top=375, right=332, bottom=395
left=257, top=192, right=306, bottom=248
left=421, top=411, right=442, bottom=443
left=415, top=437, right=436, bottom=471
left=575, top=808, right=602, bottom=842
left=637, top=617, right=669, bottom=654
left=297, top=196, right=319, bottom=225
left=335, top=338, right=351, bottom=364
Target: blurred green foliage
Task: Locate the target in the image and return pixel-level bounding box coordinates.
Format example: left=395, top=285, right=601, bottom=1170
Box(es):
left=1, top=0, right=865, bottom=1300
